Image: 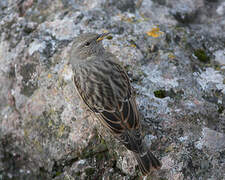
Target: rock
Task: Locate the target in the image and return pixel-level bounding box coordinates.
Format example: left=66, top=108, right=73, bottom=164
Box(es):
left=196, top=68, right=225, bottom=94
left=216, top=1, right=225, bottom=16
left=214, top=49, right=225, bottom=66
left=0, top=0, right=225, bottom=179
left=201, top=127, right=225, bottom=151
left=0, top=0, right=7, bottom=11
left=170, top=3, right=198, bottom=24
left=106, top=0, right=136, bottom=13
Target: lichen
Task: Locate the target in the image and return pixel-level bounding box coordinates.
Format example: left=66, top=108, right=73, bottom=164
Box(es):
left=154, top=90, right=167, bottom=98
left=218, top=105, right=224, bottom=114
left=146, top=27, right=164, bottom=38
left=194, top=49, right=210, bottom=63
left=84, top=168, right=95, bottom=176
left=57, top=124, right=65, bottom=138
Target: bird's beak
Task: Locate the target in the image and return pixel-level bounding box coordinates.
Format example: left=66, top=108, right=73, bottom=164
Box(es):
left=96, top=32, right=110, bottom=42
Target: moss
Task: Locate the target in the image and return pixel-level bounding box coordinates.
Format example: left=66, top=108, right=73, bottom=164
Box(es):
left=57, top=124, right=65, bottom=138
left=54, top=171, right=62, bottom=177
left=194, top=49, right=210, bottom=63
left=80, top=135, right=108, bottom=159
left=93, top=143, right=107, bottom=153
left=85, top=168, right=95, bottom=176
left=214, top=64, right=221, bottom=71
left=74, top=171, right=81, bottom=176
left=153, top=89, right=182, bottom=99
left=106, top=35, right=113, bottom=40
left=154, top=90, right=167, bottom=98
left=51, top=157, right=78, bottom=178
left=137, top=70, right=147, bottom=78
left=96, top=152, right=107, bottom=161
left=218, top=105, right=224, bottom=114
left=81, top=150, right=93, bottom=159
left=124, top=64, right=131, bottom=71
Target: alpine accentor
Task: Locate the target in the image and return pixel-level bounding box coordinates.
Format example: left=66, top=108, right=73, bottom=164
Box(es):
left=69, top=33, right=161, bottom=175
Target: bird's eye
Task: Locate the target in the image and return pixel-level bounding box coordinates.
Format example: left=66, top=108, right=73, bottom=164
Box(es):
left=84, top=41, right=90, bottom=46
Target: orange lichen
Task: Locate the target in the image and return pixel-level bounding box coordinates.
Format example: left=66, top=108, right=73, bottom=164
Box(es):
left=47, top=73, right=52, bottom=78
left=146, top=27, right=164, bottom=37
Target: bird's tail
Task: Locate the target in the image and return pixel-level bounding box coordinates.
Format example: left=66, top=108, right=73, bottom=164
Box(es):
left=133, top=149, right=162, bottom=175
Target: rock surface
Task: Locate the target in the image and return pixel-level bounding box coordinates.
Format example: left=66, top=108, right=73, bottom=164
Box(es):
left=0, top=0, right=225, bottom=179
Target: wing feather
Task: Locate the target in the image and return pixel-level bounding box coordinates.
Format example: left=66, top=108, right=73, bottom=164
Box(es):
left=73, top=57, right=141, bottom=151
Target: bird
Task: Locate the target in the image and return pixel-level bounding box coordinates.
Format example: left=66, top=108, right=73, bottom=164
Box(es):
left=69, top=32, right=162, bottom=175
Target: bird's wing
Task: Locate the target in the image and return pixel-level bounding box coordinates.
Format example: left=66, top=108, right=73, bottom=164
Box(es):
left=73, top=58, right=131, bottom=112
left=73, top=58, right=141, bottom=148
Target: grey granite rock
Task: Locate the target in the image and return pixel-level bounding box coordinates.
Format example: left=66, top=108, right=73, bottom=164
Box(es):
left=0, top=0, right=225, bottom=179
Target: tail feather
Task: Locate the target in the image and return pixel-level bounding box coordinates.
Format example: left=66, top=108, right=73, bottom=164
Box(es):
left=134, top=150, right=162, bottom=175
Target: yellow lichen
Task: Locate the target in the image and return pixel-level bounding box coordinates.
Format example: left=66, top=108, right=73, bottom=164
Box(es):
left=168, top=53, right=176, bottom=59
left=146, top=27, right=164, bottom=37
left=130, top=44, right=136, bottom=48
left=58, top=124, right=65, bottom=138
left=47, top=73, right=52, bottom=78
left=165, top=145, right=174, bottom=152
left=102, top=29, right=109, bottom=34
left=23, top=128, right=30, bottom=141
left=48, top=119, right=53, bottom=127
left=34, top=139, right=43, bottom=152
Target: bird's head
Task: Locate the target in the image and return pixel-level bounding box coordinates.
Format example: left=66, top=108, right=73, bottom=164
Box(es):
left=70, top=32, right=109, bottom=62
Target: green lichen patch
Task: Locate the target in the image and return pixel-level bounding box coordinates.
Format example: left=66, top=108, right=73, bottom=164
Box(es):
left=80, top=136, right=108, bottom=160
left=106, top=35, right=113, bottom=40
left=51, top=157, right=78, bottom=178
left=84, top=168, right=95, bottom=176
left=154, top=89, right=167, bottom=98
left=154, top=89, right=184, bottom=100
left=218, top=105, right=224, bottom=114
left=194, top=49, right=210, bottom=63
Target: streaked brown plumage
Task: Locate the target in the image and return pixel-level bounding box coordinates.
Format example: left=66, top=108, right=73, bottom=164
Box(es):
left=70, top=33, right=161, bottom=175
